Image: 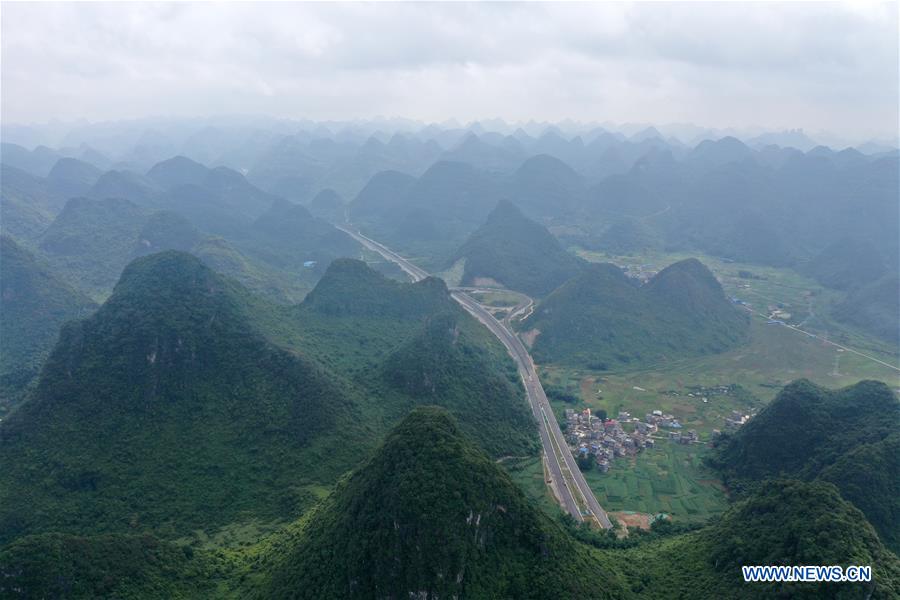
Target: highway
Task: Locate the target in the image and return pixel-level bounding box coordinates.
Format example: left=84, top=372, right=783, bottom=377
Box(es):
left=338, top=225, right=613, bottom=528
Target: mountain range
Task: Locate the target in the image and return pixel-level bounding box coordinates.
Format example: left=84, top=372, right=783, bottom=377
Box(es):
left=0, top=251, right=536, bottom=546
left=4, top=404, right=899, bottom=599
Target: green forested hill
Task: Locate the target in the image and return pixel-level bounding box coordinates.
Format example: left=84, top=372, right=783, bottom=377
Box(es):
left=0, top=251, right=366, bottom=544
left=263, top=258, right=539, bottom=457
left=145, top=155, right=211, bottom=189
left=0, top=532, right=224, bottom=599
left=523, top=258, right=749, bottom=369
left=610, top=479, right=900, bottom=599
left=832, top=274, right=899, bottom=344
left=38, top=196, right=149, bottom=298
left=240, top=198, right=359, bottom=275
left=378, top=311, right=538, bottom=457
left=308, top=188, right=344, bottom=222
left=4, top=407, right=898, bottom=599
left=348, top=161, right=505, bottom=266
left=87, top=169, right=161, bottom=205
left=710, top=379, right=900, bottom=552
left=0, top=254, right=538, bottom=549
left=46, top=157, right=103, bottom=199
left=804, top=237, right=888, bottom=290
left=451, top=199, right=585, bottom=296
left=0, top=235, right=96, bottom=408
left=131, top=210, right=203, bottom=256
left=253, top=407, right=619, bottom=600
left=301, top=256, right=453, bottom=318
left=0, top=164, right=62, bottom=244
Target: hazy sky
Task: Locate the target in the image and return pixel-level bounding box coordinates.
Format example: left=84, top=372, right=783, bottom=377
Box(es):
left=2, top=2, right=898, bottom=140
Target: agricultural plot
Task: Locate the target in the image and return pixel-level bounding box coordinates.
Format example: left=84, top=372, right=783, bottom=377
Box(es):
left=581, top=442, right=727, bottom=523
left=576, top=247, right=899, bottom=370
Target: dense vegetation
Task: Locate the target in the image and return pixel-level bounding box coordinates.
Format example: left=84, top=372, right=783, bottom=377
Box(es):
left=0, top=253, right=539, bottom=551
left=522, top=258, right=749, bottom=369
left=378, top=311, right=538, bottom=457
left=709, top=379, right=900, bottom=552
left=0, top=164, right=63, bottom=243
left=607, top=479, right=900, bottom=599
left=0, top=235, right=96, bottom=409
left=0, top=533, right=224, bottom=599
left=832, top=274, right=900, bottom=344
left=263, top=258, right=539, bottom=457
left=349, top=161, right=506, bottom=266
left=2, top=122, right=898, bottom=598
left=451, top=199, right=585, bottom=296
left=38, top=196, right=149, bottom=298
left=0, top=252, right=365, bottom=544
left=252, top=407, right=619, bottom=599
left=3, top=387, right=897, bottom=599
left=1, top=154, right=363, bottom=305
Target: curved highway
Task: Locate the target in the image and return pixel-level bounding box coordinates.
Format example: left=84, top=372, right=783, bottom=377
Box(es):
left=338, top=225, right=612, bottom=529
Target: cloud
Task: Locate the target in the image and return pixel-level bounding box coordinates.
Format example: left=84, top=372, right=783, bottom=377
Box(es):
left=1, top=2, right=896, bottom=140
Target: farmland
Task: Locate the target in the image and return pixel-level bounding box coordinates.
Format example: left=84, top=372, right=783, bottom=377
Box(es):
left=582, top=442, right=727, bottom=523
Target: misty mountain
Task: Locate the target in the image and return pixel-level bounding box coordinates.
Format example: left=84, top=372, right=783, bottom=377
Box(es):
left=46, top=158, right=103, bottom=199
left=0, top=164, right=62, bottom=243
left=522, top=259, right=749, bottom=369
left=451, top=199, right=585, bottom=296
left=0, top=236, right=96, bottom=408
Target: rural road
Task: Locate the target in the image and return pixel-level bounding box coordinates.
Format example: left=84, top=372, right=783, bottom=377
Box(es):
left=338, top=225, right=613, bottom=528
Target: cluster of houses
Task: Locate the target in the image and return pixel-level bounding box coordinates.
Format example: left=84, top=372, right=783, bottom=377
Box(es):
left=662, top=384, right=737, bottom=404
left=644, top=409, right=682, bottom=429
left=667, top=429, right=699, bottom=444
left=564, top=408, right=656, bottom=473
left=563, top=399, right=756, bottom=474
left=619, top=263, right=658, bottom=283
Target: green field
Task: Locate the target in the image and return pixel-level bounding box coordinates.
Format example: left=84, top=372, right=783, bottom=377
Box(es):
left=505, top=444, right=727, bottom=525
left=466, top=289, right=523, bottom=308
left=527, top=248, right=900, bottom=524
left=575, top=247, right=900, bottom=367
left=503, top=456, right=566, bottom=520
left=541, top=316, right=899, bottom=438
left=582, top=442, right=727, bottom=523
left=538, top=314, right=898, bottom=521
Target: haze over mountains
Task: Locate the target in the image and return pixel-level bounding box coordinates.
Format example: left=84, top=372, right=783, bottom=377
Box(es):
left=451, top=199, right=585, bottom=296
left=1, top=116, right=898, bottom=598
left=522, top=259, right=750, bottom=369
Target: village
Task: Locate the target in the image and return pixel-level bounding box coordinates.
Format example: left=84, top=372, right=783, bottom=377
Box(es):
left=563, top=403, right=752, bottom=474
